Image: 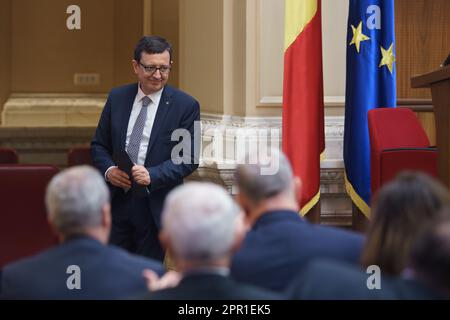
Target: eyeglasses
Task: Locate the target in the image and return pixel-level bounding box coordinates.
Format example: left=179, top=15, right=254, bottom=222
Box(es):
left=139, top=62, right=171, bottom=75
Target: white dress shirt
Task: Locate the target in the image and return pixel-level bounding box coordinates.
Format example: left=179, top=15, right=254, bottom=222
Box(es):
left=105, top=84, right=162, bottom=181
left=125, top=85, right=162, bottom=165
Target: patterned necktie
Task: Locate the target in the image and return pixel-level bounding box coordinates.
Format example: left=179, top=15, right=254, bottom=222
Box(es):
left=127, top=96, right=151, bottom=164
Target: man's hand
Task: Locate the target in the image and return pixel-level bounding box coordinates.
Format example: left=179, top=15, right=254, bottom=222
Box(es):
left=143, top=270, right=181, bottom=292
left=106, top=167, right=132, bottom=189
left=132, top=165, right=151, bottom=186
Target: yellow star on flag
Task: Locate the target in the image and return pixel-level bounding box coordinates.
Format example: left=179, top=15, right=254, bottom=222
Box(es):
left=379, top=43, right=396, bottom=74
left=349, top=21, right=370, bottom=53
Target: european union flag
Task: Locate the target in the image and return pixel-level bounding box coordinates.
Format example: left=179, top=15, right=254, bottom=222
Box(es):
left=344, top=0, right=396, bottom=216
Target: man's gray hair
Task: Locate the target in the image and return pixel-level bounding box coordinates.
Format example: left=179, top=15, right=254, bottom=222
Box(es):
left=45, top=165, right=110, bottom=235
left=235, top=148, right=294, bottom=204
left=162, top=182, right=240, bottom=261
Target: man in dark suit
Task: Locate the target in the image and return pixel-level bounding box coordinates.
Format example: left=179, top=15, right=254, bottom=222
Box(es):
left=1, top=166, right=164, bottom=300
left=230, top=149, right=364, bottom=292
left=143, top=182, right=281, bottom=300
left=286, top=259, right=444, bottom=300
left=287, top=215, right=450, bottom=300
left=91, top=36, right=200, bottom=261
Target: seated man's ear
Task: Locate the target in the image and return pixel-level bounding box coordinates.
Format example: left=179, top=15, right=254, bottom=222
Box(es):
left=159, top=230, right=171, bottom=252
left=102, top=203, right=112, bottom=229
left=236, top=193, right=251, bottom=216
left=47, top=214, right=61, bottom=241
left=293, top=176, right=302, bottom=202
left=230, top=212, right=247, bottom=253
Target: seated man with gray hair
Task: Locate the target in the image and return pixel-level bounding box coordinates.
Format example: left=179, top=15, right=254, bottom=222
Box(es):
left=1, top=166, right=164, bottom=299
left=143, top=182, right=281, bottom=300
left=230, top=149, right=364, bottom=292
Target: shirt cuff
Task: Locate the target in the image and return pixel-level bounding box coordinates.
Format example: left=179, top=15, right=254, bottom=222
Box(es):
left=104, top=166, right=117, bottom=182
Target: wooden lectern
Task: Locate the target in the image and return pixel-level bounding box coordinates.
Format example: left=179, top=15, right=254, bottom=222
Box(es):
left=412, top=65, right=450, bottom=188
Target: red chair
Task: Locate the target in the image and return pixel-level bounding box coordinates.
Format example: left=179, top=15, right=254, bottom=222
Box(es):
left=67, top=146, right=92, bottom=167
left=368, top=108, right=439, bottom=197
left=0, top=147, right=19, bottom=164
left=0, top=165, right=59, bottom=268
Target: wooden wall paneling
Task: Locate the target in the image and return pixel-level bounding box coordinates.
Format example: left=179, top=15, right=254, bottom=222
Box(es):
left=395, top=0, right=450, bottom=99
left=0, top=0, right=12, bottom=120
left=416, top=111, right=436, bottom=146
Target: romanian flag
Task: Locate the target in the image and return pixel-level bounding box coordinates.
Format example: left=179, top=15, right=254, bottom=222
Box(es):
left=283, top=0, right=324, bottom=215
left=344, top=0, right=396, bottom=216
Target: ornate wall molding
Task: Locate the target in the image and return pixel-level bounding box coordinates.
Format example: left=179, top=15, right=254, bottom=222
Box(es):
left=200, top=113, right=345, bottom=167
left=0, top=113, right=350, bottom=225
left=1, top=93, right=106, bottom=126
left=0, top=126, right=95, bottom=166
left=198, top=113, right=350, bottom=224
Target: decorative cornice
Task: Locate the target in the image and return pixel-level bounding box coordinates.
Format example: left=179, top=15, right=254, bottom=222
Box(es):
left=4, top=93, right=107, bottom=108
left=201, top=113, right=282, bottom=128
left=0, top=124, right=351, bottom=224
left=320, top=168, right=347, bottom=194
left=0, top=127, right=94, bottom=153
left=0, top=126, right=95, bottom=139
left=201, top=113, right=344, bottom=131
left=258, top=96, right=346, bottom=107
left=324, top=116, right=345, bottom=139
left=1, top=94, right=107, bottom=126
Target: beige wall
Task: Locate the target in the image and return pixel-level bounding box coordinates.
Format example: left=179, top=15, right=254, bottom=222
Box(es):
left=258, top=0, right=284, bottom=105
left=113, top=0, right=144, bottom=87
left=178, top=0, right=349, bottom=118
left=3, top=0, right=351, bottom=121
left=0, top=0, right=11, bottom=119
left=179, top=0, right=247, bottom=116
left=252, top=0, right=348, bottom=116
left=152, top=0, right=179, bottom=87
left=224, top=0, right=245, bottom=116
left=12, top=0, right=112, bottom=93
left=244, top=0, right=282, bottom=117
left=180, top=0, right=223, bottom=114
left=11, top=0, right=141, bottom=93
left=322, top=0, right=348, bottom=99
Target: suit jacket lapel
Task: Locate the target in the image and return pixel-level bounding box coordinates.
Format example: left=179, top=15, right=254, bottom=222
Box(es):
left=145, top=85, right=173, bottom=160
left=119, top=83, right=139, bottom=150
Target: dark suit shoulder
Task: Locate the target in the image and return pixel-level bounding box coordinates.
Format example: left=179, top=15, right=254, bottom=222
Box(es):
left=232, top=281, right=284, bottom=300
left=146, top=274, right=282, bottom=300
left=2, top=244, right=61, bottom=274
left=3, top=239, right=163, bottom=277
left=103, top=245, right=164, bottom=274
left=1, top=239, right=164, bottom=299
left=287, top=259, right=367, bottom=299
left=242, top=212, right=364, bottom=251
left=288, top=259, right=446, bottom=300
left=388, top=278, right=445, bottom=300
left=231, top=212, right=364, bottom=292
left=310, top=223, right=364, bottom=243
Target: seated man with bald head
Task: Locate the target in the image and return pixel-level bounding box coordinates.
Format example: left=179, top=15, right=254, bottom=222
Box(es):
left=1, top=166, right=163, bottom=299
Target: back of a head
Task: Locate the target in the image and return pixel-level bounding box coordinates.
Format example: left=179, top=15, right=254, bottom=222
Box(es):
left=45, top=165, right=109, bottom=237
left=362, top=171, right=450, bottom=275
left=235, top=148, right=295, bottom=205
left=410, top=213, right=450, bottom=297
left=162, top=182, right=240, bottom=262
